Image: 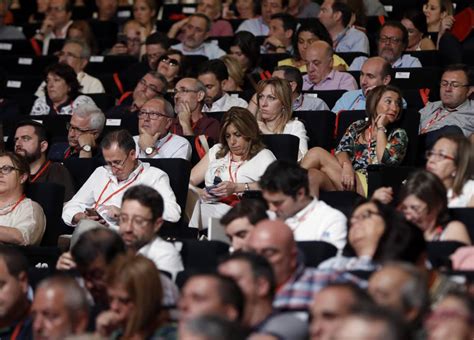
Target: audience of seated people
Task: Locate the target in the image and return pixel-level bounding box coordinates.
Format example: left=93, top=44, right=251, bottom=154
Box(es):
left=0, top=0, right=473, bottom=338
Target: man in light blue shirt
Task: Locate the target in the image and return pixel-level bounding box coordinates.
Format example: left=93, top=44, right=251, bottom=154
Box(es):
left=350, top=21, right=422, bottom=71
left=237, top=0, right=288, bottom=36
left=318, top=0, right=370, bottom=55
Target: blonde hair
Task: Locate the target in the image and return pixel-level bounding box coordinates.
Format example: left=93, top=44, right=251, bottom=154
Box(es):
left=220, top=55, right=245, bottom=88
left=256, top=78, right=293, bottom=134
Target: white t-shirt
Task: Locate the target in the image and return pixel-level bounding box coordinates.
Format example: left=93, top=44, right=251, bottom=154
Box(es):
left=448, top=180, right=474, bottom=208
left=138, top=236, right=184, bottom=281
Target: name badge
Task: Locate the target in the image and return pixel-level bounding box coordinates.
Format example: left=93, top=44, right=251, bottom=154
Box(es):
left=183, top=7, right=196, bottom=14
left=106, top=119, right=121, bottom=126
left=90, top=56, right=104, bottom=63
left=7, top=80, right=21, bottom=88
left=0, top=43, right=12, bottom=50
left=118, top=10, right=131, bottom=18
left=395, top=72, right=410, bottom=79
left=18, top=58, right=33, bottom=65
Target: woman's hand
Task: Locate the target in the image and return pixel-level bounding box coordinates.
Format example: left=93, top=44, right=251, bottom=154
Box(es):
left=372, top=187, right=393, bottom=204
left=96, top=310, right=122, bottom=337
left=374, top=113, right=390, bottom=128
left=341, top=162, right=355, bottom=191
left=209, top=181, right=237, bottom=197
left=109, top=42, right=128, bottom=55
left=56, top=252, right=76, bottom=271
left=439, top=15, right=455, bottom=36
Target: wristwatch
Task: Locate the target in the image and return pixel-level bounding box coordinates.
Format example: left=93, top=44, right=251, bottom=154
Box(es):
left=80, top=144, right=92, bottom=152
left=145, top=146, right=155, bottom=155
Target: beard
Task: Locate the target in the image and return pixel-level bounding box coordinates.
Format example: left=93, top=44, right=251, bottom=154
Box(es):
left=16, top=146, right=42, bottom=164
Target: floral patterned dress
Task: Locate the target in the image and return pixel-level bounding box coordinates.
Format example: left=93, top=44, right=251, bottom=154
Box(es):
left=336, top=120, right=408, bottom=176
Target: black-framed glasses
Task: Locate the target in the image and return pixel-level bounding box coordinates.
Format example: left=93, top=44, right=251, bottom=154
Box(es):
left=138, top=110, right=170, bottom=120
left=159, top=55, right=180, bottom=67
left=138, top=79, right=160, bottom=93
left=173, top=87, right=199, bottom=95
left=105, top=153, right=129, bottom=169
left=66, top=122, right=96, bottom=134
left=439, top=80, right=470, bottom=88
left=350, top=210, right=381, bottom=224
left=379, top=36, right=402, bottom=44
left=0, top=165, right=20, bottom=175
left=425, top=150, right=455, bottom=161
left=118, top=214, right=153, bottom=228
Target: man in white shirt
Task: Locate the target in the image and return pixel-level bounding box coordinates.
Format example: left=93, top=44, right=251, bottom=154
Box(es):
left=197, top=59, right=247, bottom=112
left=62, top=129, right=181, bottom=230
left=134, top=96, right=192, bottom=160
left=33, top=0, right=73, bottom=55
left=259, top=160, right=347, bottom=250
left=118, top=185, right=184, bottom=280
left=35, top=39, right=105, bottom=97
left=171, top=13, right=225, bottom=59
left=237, top=0, right=288, bottom=36
left=318, top=0, right=369, bottom=54
left=261, top=13, right=297, bottom=54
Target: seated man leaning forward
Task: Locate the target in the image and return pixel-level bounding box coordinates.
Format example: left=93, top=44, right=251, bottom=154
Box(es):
left=259, top=160, right=347, bottom=250
left=134, top=96, right=192, bottom=160
left=62, top=129, right=181, bottom=230
left=0, top=152, right=45, bottom=245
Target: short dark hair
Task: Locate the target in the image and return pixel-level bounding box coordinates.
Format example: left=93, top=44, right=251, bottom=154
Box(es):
left=270, top=13, right=297, bottom=33
left=379, top=21, right=409, bottom=49
left=322, top=282, right=374, bottom=311
left=197, top=59, right=229, bottom=82
left=231, top=31, right=260, bottom=70
left=259, top=160, right=309, bottom=198
left=145, top=32, right=170, bottom=49
left=220, top=199, right=268, bottom=226
left=100, top=129, right=135, bottom=153
left=72, top=228, right=126, bottom=268
left=443, top=63, right=473, bottom=85
left=45, top=63, right=81, bottom=99
left=332, top=0, right=353, bottom=27
left=274, top=65, right=303, bottom=94
left=0, top=246, right=29, bottom=278
left=15, top=120, right=48, bottom=143
left=122, top=185, right=164, bottom=222
left=190, top=13, right=212, bottom=32
left=294, top=20, right=333, bottom=61
left=220, top=251, right=276, bottom=300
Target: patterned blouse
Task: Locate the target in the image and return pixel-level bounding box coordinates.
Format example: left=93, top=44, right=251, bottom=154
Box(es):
left=336, top=120, right=408, bottom=176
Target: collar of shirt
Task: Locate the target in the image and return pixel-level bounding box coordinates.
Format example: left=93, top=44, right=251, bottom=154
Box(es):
left=52, top=20, right=73, bottom=38
left=319, top=69, right=336, bottom=85
left=392, top=55, right=407, bottom=68
left=105, top=160, right=147, bottom=184
left=293, top=93, right=304, bottom=110
left=154, top=132, right=172, bottom=148
left=285, top=197, right=318, bottom=226
left=182, top=42, right=206, bottom=54
left=440, top=99, right=471, bottom=113
left=204, top=93, right=229, bottom=111
left=77, top=71, right=86, bottom=83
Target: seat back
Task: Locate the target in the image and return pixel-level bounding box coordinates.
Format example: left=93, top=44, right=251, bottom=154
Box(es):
left=367, top=165, right=417, bottom=198
left=319, top=191, right=364, bottom=218
left=297, top=241, right=338, bottom=268
left=294, top=110, right=335, bottom=150
left=25, top=182, right=65, bottom=246
left=302, top=90, right=347, bottom=109
left=261, top=134, right=299, bottom=161
left=449, top=208, right=474, bottom=242
left=427, top=241, right=467, bottom=268
left=63, top=158, right=103, bottom=191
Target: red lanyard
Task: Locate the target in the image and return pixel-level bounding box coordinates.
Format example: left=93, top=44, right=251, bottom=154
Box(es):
left=64, top=147, right=77, bottom=159
left=350, top=95, right=363, bottom=110
left=154, top=134, right=173, bottom=154
left=94, top=167, right=144, bottom=209
left=0, top=194, right=26, bottom=216
left=10, top=319, right=24, bottom=340
left=30, top=161, right=51, bottom=183
left=421, top=107, right=451, bottom=134
left=228, top=158, right=243, bottom=183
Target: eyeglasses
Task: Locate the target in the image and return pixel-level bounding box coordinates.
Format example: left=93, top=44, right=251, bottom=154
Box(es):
left=47, top=6, right=66, bottom=13
left=439, top=80, right=470, bottom=88
left=399, top=204, right=427, bottom=215
left=118, top=214, right=153, bottom=228
left=66, top=122, right=95, bottom=134
left=0, top=165, right=20, bottom=175
left=159, top=55, right=180, bottom=67
left=105, top=153, right=129, bottom=169
left=379, top=36, right=402, bottom=44
left=425, top=150, right=455, bottom=161
left=350, top=210, right=381, bottom=224
left=138, top=110, right=170, bottom=120
left=173, top=87, right=199, bottom=94
left=55, top=51, right=81, bottom=59
left=138, top=79, right=160, bottom=94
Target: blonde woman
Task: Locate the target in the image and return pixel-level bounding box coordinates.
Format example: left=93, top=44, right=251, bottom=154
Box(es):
left=220, top=55, right=245, bottom=92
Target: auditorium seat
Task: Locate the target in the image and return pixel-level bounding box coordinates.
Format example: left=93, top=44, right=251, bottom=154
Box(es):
left=262, top=134, right=299, bottom=161
left=367, top=164, right=417, bottom=198
left=297, top=241, right=338, bottom=268
left=294, top=110, right=335, bottom=151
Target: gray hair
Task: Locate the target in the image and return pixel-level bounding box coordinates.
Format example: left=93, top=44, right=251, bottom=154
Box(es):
left=182, top=315, right=246, bottom=340
left=147, top=71, right=168, bottom=95
left=36, top=275, right=89, bottom=324
left=73, top=103, right=105, bottom=133
left=64, top=38, right=92, bottom=59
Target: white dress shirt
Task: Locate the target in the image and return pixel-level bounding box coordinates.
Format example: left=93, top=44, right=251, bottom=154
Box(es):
left=202, top=93, right=248, bottom=112
left=62, top=161, right=181, bottom=228
left=133, top=133, right=192, bottom=160
left=138, top=236, right=184, bottom=280
left=171, top=42, right=225, bottom=59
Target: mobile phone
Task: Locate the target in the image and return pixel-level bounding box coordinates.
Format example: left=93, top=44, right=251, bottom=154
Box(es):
left=117, top=33, right=127, bottom=45
left=85, top=208, right=104, bottom=220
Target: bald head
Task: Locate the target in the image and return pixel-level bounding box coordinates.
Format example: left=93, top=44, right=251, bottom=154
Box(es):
left=360, top=57, right=392, bottom=95
left=305, top=41, right=334, bottom=85
left=246, top=220, right=297, bottom=285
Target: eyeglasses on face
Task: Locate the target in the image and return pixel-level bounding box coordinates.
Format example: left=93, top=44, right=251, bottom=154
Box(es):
left=425, top=150, right=455, bottom=161
left=118, top=214, right=153, bottom=228
left=379, top=36, right=402, bottom=44
left=55, top=51, right=81, bottom=59
left=439, top=80, right=469, bottom=88
left=0, top=165, right=20, bottom=175
left=159, top=56, right=180, bottom=67
left=173, top=87, right=199, bottom=94
left=399, top=204, right=427, bottom=215
left=66, top=122, right=95, bottom=134
left=138, top=110, right=170, bottom=120
left=350, top=210, right=381, bottom=224
left=105, top=153, right=130, bottom=169
left=138, top=79, right=160, bottom=93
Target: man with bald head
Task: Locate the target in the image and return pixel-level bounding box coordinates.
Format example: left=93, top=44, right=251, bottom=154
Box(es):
left=332, top=57, right=393, bottom=112
left=134, top=96, right=191, bottom=160
left=171, top=77, right=220, bottom=142
left=302, top=41, right=358, bottom=91
left=245, top=220, right=365, bottom=311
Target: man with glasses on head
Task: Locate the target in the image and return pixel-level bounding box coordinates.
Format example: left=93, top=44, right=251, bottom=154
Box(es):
left=35, top=39, right=105, bottom=97
left=49, top=103, right=105, bottom=161
left=350, top=21, right=422, bottom=71
left=34, top=0, right=73, bottom=55
left=171, top=77, right=220, bottom=142
left=134, top=96, right=192, bottom=160
left=107, top=71, right=168, bottom=116
left=14, top=120, right=75, bottom=201
left=419, top=64, right=474, bottom=148
left=62, top=129, right=181, bottom=231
